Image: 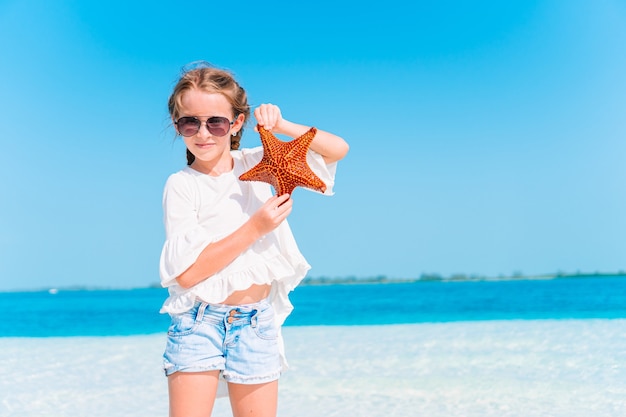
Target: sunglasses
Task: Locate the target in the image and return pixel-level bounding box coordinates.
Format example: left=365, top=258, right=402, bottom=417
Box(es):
left=175, top=116, right=235, bottom=137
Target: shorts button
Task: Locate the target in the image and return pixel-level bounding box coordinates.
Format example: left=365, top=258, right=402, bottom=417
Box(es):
left=229, top=310, right=237, bottom=316
left=227, top=317, right=234, bottom=324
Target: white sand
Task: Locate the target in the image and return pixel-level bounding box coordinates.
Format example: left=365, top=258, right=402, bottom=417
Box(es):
left=1, top=320, right=625, bottom=417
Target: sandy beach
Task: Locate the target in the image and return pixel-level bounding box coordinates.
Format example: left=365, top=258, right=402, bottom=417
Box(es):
left=1, top=320, right=625, bottom=417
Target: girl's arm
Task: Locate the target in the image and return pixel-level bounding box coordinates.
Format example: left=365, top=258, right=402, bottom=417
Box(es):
left=254, top=104, right=349, bottom=164
left=175, top=193, right=292, bottom=289
left=175, top=104, right=348, bottom=289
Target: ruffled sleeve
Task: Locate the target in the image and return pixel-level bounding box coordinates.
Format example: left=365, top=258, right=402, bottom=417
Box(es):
left=159, top=172, right=213, bottom=288
left=307, top=149, right=337, bottom=195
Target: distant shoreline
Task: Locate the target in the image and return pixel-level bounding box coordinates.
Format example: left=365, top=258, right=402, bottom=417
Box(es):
left=2, top=271, right=624, bottom=293
left=300, top=271, right=626, bottom=285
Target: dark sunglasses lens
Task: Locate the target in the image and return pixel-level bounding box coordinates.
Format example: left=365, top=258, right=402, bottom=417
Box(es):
left=206, top=117, right=231, bottom=136
left=177, top=117, right=201, bottom=136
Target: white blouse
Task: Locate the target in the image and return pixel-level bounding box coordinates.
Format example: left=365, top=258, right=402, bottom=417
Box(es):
left=159, top=146, right=337, bottom=326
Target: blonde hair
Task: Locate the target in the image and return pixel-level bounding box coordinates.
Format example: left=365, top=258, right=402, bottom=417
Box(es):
left=168, top=62, right=250, bottom=164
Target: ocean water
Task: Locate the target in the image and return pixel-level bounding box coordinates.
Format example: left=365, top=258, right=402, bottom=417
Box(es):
left=2, top=277, right=626, bottom=416
left=1, top=276, right=625, bottom=337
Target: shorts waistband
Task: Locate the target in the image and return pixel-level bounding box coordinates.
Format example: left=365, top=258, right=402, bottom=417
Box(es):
left=191, top=297, right=271, bottom=325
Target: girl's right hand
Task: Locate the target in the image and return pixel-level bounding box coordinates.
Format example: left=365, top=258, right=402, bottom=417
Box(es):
left=249, top=194, right=292, bottom=236
left=254, top=103, right=283, bottom=132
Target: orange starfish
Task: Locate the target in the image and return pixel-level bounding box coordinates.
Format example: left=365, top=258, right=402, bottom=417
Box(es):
left=239, top=125, right=327, bottom=196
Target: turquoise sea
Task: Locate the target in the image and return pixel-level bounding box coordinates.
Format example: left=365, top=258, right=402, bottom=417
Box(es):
left=1, top=276, right=625, bottom=337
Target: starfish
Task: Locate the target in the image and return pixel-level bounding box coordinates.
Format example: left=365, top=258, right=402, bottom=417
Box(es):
left=239, top=125, right=327, bottom=196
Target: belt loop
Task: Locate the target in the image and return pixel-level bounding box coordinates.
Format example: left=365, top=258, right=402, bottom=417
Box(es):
left=251, top=309, right=258, bottom=328
left=195, top=303, right=208, bottom=322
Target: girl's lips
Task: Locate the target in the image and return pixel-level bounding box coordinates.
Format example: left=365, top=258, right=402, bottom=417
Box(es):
left=195, top=142, right=215, bottom=149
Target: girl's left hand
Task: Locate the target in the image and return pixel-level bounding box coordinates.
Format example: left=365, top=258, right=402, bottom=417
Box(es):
left=254, top=104, right=283, bottom=132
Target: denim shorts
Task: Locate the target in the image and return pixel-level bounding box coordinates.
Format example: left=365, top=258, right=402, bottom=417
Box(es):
left=162, top=298, right=281, bottom=384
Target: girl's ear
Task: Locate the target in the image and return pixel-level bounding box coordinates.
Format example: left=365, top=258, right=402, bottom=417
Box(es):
left=232, top=113, right=245, bottom=134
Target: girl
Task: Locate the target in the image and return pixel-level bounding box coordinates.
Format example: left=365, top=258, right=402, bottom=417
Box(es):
left=159, top=62, right=349, bottom=417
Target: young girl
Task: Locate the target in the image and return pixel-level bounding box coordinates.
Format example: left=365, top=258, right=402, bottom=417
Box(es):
left=159, top=62, right=349, bottom=417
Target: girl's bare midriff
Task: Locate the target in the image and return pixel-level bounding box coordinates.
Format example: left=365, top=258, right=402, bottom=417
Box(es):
left=221, top=283, right=271, bottom=305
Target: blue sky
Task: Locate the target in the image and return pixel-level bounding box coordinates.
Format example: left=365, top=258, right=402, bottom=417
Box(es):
left=1, top=0, right=625, bottom=291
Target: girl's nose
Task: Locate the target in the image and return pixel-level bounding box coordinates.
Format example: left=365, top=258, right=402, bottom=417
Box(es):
left=197, top=123, right=211, bottom=138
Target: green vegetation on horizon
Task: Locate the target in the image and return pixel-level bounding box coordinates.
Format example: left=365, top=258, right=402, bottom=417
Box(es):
left=301, top=271, right=626, bottom=285
left=6, top=271, right=624, bottom=293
